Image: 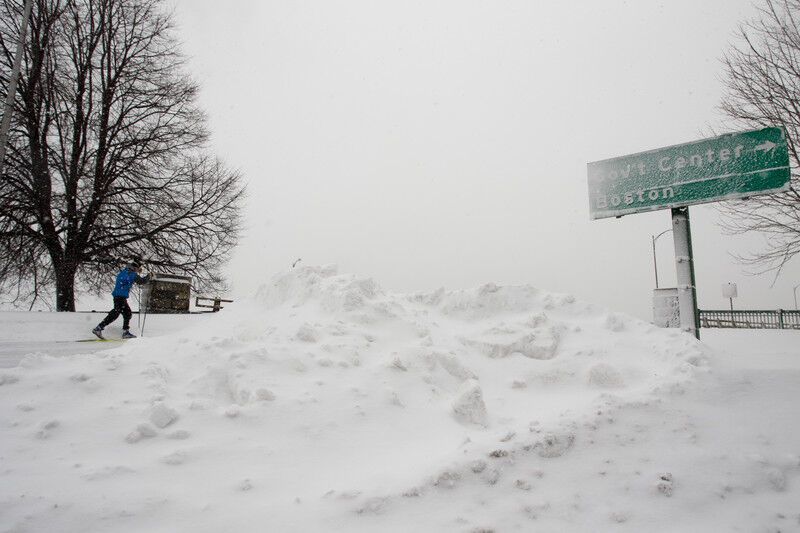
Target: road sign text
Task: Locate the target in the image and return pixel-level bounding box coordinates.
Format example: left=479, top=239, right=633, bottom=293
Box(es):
left=587, top=128, right=790, bottom=219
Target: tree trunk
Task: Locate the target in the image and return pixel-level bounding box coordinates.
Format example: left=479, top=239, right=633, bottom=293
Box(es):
left=55, top=263, right=76, bottom=312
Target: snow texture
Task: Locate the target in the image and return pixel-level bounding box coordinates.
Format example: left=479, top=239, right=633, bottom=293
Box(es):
left=0, top=265, right=798, bottom=533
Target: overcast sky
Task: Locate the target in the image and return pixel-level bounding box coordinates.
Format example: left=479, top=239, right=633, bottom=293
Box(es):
left=168, top=0, right=800, bottom=320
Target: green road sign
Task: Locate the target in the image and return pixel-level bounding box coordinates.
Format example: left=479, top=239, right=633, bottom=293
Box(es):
left=587, top=127, right=791, bottom=220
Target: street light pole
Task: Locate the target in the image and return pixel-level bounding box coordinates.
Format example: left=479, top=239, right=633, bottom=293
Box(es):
left=651, top=229, right=673, bottom=289
left=794, top=283, right=800, bottom=311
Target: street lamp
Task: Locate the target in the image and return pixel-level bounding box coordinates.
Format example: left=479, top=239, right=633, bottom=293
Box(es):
left=794, top=283, right=800, bottom=310
left=652, top=229, right=673, bottom=289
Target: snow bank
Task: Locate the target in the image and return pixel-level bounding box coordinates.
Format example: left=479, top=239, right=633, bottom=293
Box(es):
left=0, top=266, right=713, bottom=532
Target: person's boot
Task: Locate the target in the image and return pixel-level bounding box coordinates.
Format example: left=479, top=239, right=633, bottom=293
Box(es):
left=122, top=330, right=137, bottom=339
left=92, top=326, right=104, bottom=340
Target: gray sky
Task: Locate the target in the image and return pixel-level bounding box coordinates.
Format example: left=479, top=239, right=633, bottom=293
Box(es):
left=169, top=0, right=800, bottom=319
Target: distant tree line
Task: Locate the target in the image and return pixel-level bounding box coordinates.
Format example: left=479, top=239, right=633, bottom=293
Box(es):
left=0, top=0, right=244, bottom=311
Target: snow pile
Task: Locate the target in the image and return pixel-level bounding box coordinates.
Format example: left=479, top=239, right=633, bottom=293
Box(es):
left=0, top=266, right=716, bottom=532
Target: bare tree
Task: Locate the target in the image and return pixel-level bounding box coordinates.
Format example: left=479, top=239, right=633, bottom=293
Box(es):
left=718, top=0, right=800, bottom=277
left=0, top=0, right=244, bottom=311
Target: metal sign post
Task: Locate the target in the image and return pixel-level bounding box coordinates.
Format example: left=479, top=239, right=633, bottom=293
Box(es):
left=671, top=207, right=700, bottom=339
left=722, top=282, right=738, bottom=327
left=588, top=127, right=791, bottom=339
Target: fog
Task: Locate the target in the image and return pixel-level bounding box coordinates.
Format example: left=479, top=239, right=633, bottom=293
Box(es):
left=170, top=0, right=800, bottom=319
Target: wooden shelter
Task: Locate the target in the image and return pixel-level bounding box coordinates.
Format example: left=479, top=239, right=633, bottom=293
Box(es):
left=142, top=274, right=192, bottom=313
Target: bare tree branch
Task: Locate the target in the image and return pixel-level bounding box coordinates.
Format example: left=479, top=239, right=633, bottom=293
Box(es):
left=0, top=0, right=245, bottom=310
left=718, top=0, right=800, bottom=279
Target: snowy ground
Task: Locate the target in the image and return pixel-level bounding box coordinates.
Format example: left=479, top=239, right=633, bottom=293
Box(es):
left=0, top=311, right=191, bottom=369
left=0, top=266, right=798, bottom=533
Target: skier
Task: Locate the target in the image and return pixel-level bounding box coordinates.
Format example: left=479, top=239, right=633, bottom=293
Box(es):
left=92, top=259, right=150, bottom=339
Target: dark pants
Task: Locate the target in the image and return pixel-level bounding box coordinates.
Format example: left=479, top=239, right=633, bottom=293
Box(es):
left=98, top=296, right=132, bottom=330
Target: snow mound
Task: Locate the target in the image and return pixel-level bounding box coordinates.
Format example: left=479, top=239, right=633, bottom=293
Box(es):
left=0, top=266, right=711, bottom=532
left=255, top=264, right=387, bottom=317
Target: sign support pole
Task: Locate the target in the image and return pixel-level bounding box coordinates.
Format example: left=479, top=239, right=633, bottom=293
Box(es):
left=671, top=207, right=700, bottom=339
left=729, top=297, right=735, bottom=328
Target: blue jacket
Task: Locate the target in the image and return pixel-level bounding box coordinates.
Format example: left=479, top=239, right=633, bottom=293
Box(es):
left=112, top=268, right=145, bottom=298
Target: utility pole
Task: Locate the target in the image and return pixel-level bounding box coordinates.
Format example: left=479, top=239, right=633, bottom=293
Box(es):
left=0, top=0, right=34, bottom=178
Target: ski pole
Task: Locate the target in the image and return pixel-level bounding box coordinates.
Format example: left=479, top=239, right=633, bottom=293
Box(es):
left=140, top=274, right=150, bottom=337
left=141, top=295, right=149, bottom=337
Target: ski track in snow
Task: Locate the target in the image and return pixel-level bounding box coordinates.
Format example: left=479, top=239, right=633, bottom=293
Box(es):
left=1, top=265, right=798, bottom=532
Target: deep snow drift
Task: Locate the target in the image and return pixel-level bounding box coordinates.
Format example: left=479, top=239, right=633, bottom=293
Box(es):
left=1, top=266, right=798, bottom=532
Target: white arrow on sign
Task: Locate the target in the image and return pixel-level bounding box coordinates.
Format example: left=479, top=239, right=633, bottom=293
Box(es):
left=754, top=140, right=777, bottom=154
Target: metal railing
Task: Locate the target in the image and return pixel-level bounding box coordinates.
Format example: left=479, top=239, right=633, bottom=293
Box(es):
left=195, top=296, right=233, bottom=312
left=699, top=309, right=800, bottom=329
